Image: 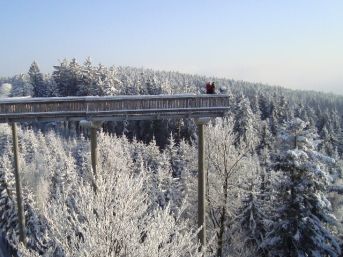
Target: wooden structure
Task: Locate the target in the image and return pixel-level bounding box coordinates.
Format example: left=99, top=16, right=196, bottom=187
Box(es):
left=0, top=94, right=230, bottom=251
left=0, top=94, right=229, bottom=122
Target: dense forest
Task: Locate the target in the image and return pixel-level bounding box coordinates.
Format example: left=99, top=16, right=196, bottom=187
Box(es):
left=0, top=58, right=343, bottom=257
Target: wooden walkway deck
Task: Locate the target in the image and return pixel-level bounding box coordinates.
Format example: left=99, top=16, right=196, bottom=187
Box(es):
left=0, top=94, right=230, bottom=123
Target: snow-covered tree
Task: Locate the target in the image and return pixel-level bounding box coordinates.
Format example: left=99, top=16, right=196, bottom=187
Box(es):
left=232, top=192, right=268, bottom=257
left=0, top=83, right=12, bottom=97
left=98, top=66, right=120, bottom=96
left=17, top=130, right=201, bottom=257
left=262, top=118, right=341, bottom=257
left=258, top=119, right=274, bottom=154
left=0, top=126, right=58, bottom=256
left=0, top=148, right=20, bottom=250
left=28, top=61, right=47, bottom=97
left=53, top=59, right=80, bottom=96
left=231, top=156, right=271, bottom=257
left=203, top=118, right=254, bottom=256
left=233, top=95, right=259, bottom=148
left=10, top=73, right=33, bottom=97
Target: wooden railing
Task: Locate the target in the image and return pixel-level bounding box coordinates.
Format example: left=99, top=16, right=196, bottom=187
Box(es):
left=0, top=94, right=230, bottom=122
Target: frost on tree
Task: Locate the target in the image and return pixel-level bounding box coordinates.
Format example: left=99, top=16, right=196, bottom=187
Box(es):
left=262, top=118, right=340, bottom=257
left=0, top=131, right=57, bottom=256
left=12, top=129, right=202, bottom=257
left=203, top=118, right=258, bottom=256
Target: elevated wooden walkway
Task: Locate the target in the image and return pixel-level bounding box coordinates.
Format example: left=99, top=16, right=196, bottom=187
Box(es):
left=2, top=94, right=229, bottom=247
left=0, top=94, right=230, bottom=123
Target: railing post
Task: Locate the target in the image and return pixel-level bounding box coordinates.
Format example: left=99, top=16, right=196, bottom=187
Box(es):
left=11, top=123, right=26, bottom=245
left=196, top=118, right=209, bottom=253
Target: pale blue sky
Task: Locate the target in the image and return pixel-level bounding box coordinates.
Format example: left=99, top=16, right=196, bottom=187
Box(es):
left=1, top=1, right=342, bottom=94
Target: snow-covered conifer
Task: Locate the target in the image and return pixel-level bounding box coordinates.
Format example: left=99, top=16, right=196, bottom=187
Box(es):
left=0, top=83, right=12, bottom=97
left=28, top=61, right=47, bottom=97
left=10, top=74, right=33, bottom=97
left=231, top=159, right=270, bottom=257
left=233, top=95, right=259, bottom=148
left=262, top=118, right=341, bottom=257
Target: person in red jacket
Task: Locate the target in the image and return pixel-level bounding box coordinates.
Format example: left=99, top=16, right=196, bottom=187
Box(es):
left=206, top=81, right=215, bottom=94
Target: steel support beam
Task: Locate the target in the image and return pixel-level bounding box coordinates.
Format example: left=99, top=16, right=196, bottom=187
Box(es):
left=11, top=123, right=26, bottom=245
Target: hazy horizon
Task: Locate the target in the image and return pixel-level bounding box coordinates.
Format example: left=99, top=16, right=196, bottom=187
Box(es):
left=1, top=1, right=342, bottom=95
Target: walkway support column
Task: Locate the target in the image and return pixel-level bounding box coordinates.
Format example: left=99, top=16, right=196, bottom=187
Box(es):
left=80, top=120, right=103, bottom=192
left=196, top=118, right=209, bottom=250
left=11, top=123, right=26, bottom=245
left=90, top=126, right=97, bottom=179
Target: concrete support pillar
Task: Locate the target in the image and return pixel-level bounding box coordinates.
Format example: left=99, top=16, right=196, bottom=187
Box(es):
left=196, top=118, right=209, bottom=251
left=11, top=123, right=26, bottom=245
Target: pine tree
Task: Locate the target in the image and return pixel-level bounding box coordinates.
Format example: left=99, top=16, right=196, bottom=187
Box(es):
left=233, top=191, right=268, bottom=257
left=231, top=157, right=271, bottom=257
left=76, top=57, right=96, bottom=96
left=233, top=94, right=259, bottom=148
left=262, top=118, right=340, bottom=257
left=10, top=74, right=33, bottom=97
left=146, top=75, right=162, bottom=95
left=28, top=61, right=47, bottom=97
left=0, top=152, right=19, bottom=251
left=98, top=65, right=121, bottom=96
left=53, top=59, right=80, bottom=96
left=258, top=120, right=274, bottom=154
left=0, top=83, right=12, bottom=97
left=258, top=93, right=272, bottom=120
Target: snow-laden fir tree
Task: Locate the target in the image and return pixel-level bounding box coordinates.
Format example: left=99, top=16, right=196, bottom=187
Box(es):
left=262, top=118, right=341, bottom=257
left=258, top=120, right=274, bottom=155
left=75, top=57, right=97, bottom=96
left=28, top=61, right=47, bottom=97
left=231, top=157, right=271, bottom=257
left=327, top=157, right=343, bottom=247
left=10, top=73, right=33, bottom=97
left=0, top=83, right=12, bottom=97
left=53, top=59, right=80, bottom=96
left=0, top=149, right=20, bottom=251
left=233, top=94, right=259, bottom=148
